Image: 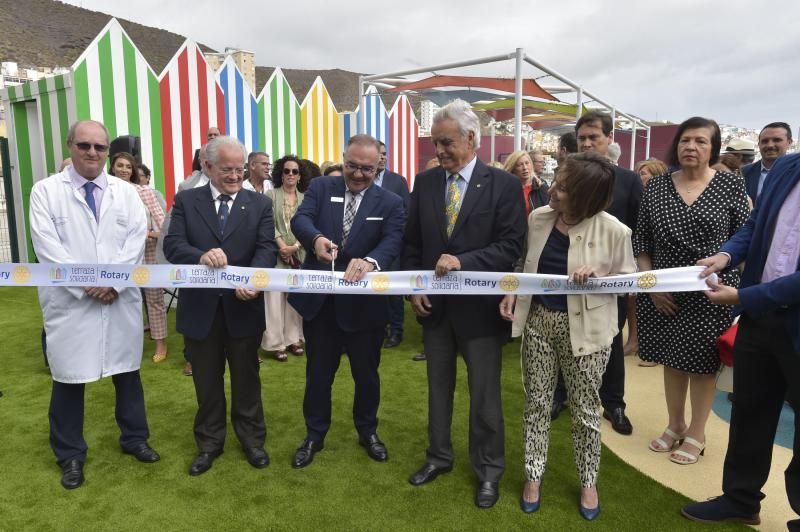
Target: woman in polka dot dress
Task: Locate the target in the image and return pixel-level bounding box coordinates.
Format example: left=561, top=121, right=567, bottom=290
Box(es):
left=633, top=117, right=750, bottom=465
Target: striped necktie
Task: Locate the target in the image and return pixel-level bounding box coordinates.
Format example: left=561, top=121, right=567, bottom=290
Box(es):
left=342, top=192, right=358, bottom=244
left=445, top=173, right=463, bottom=236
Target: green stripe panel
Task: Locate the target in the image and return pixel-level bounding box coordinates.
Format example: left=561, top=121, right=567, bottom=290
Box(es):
left=73, top=62, right=90, bottom=120
left=257, top=99, right=266, bottom=152
left=296, top=106, right=302, bottom=158
left=122, top=38, right=140, bottom=134
left=12, top=102, right=36, bottom=260
left=147, top=73, right=165, bottom=195
left=7, top=86, right=16, bottom=102
left=282, top=79, right=292, bottom=156
left=97, top=31, right=117, bottom=139
left=22, top=82, right=32, bottom=99
left=269, top=80, right=279, bottom=157
left=55, top=88, right=69, bottom=148
left=37, top=79, right=55, bottom=174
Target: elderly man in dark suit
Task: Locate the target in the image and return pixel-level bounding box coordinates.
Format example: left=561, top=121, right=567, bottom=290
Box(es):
left=742, top=122, right=793, bottom=205
left=404, top=99, right=527, bottom=508
left=164, top=135, right=277, bottom=476
left=683, top=153, right=800, bottom=528
left=375, top=140, right=410, bottom=348
left=288, top=134, right=405, bottom=469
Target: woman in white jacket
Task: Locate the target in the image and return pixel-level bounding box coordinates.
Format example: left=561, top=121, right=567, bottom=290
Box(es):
left=500, top=152, right=636, bottom=520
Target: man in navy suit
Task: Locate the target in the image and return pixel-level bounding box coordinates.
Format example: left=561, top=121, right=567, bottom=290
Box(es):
left=288, top=134, right=405, bottom=469
left=375, top=140, right=410, bottom=348
left=164, top=136, right=277, bottom=476
left=683, top=153, right=800, bottom=528
left=404, top=99, right=527, bottom=508
left=742, top=122, right=793, bottom=205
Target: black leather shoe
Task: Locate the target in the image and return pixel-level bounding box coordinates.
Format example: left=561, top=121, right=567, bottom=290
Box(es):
left=475, top=481, right=500, bottom=509
left=412, top=352, right=427, bottom=361
left=188, top=450, right=222, bottom=476
left=603, top=407, right=633, bottom=435
left=243, top=447, right=270, bottom=469
left=408, top=462, right=452, bottom=486
left=358, top=433, right=388, bottom=462
left=60, top=459, right=85, bottom=490
left=292, top=439, right=323, bottom=469
left=550, top=401, right=567, bottom=421
left=384, top=334, right=402, bottom=349
left=123, top=443, right=161, bottom=463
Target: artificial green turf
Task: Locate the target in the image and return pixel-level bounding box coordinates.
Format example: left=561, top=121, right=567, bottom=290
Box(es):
left=0, top=286, right=746, bottom=531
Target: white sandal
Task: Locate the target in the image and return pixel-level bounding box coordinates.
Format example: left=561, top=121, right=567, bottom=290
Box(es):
left=669, top=437, right=706, bottom=465
left=648, top=428, right=685, bottom=453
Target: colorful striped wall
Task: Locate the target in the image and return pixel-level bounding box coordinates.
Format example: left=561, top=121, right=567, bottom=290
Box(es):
left=0, top=17, right=421, bottom=260
left=158, top=41, right=225, bottom=201
left=300, top=77, right=342, bottom=165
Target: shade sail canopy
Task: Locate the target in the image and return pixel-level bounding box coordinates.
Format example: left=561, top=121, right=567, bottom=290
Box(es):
left=473, top=98, right=585, bottom=122
left=386, top=75, right=557, bottom=101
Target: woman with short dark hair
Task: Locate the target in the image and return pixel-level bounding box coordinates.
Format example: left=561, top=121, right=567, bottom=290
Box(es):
left=635, top=117, right=749, bottom=465
left=500, top=151, right=636, bottom=520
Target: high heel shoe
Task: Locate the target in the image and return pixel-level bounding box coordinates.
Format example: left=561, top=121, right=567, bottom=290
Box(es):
left=519, top=481, right=541, bottom=513
left=649, top=428, right=685, bottom=453
left=669, top=436, right=705, bottom=465
left=579, top=502, right=601, bottom=521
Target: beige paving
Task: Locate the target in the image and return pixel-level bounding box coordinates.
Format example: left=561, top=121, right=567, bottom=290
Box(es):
left=600, top=356, right=794, bottom=531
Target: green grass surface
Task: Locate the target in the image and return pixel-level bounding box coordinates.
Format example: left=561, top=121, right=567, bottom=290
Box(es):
left=0, top=286, right=745, bottom=531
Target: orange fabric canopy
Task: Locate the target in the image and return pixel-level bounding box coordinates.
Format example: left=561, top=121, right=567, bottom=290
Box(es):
left=387, top=75, right=557, bottom=101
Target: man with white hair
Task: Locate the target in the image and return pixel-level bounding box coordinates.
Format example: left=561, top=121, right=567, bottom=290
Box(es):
left=403, top=99, right=527, bottom=508
left=165, top=135, right=277, bottom=476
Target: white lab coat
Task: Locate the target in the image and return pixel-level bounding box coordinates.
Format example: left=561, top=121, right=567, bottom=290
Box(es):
left=29, top=169, right=148, bottom=383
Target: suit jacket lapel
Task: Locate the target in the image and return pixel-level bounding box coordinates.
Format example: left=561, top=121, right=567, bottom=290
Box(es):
left=329, top=177, right=346, bottom=246
left=431, top=169, right=449, bottom=242
left=195, top=185, right=222, bottom=241
left=221, top=190, right=252, bottom=241
left=449, top=160, right=489, bottom=240
left=344, top=184, right=379, bottom=250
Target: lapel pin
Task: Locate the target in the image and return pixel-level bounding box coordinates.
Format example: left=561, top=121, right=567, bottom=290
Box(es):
left=241, top=206, right=245, bottom=210
left=476, top=184, right=481, bottom=188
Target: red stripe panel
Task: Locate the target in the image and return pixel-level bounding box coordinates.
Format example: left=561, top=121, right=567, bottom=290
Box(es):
left=195, top=48, right=209, bottom=142
left=159, top=72, right=175, bottom=208
left=177, top=50, right=193, bottom=181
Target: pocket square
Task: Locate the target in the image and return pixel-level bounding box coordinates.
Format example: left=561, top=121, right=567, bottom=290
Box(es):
left=366, top=217, right=383, bottom=221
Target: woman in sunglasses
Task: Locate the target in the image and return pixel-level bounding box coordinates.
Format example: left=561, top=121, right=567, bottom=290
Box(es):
left=109, top=151, right=169, bottom=364
left=261, top=155, right=311, bottom=361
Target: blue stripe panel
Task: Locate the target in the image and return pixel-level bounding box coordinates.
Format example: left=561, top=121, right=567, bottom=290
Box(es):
left=221, top=65, right=230, bottom=135
left=235, top=72, right=244, bottom=143
left=250, top=95, right=259, bottom=152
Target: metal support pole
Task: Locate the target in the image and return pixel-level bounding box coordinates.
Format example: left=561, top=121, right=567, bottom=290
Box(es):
left=575, top=86, right=583, bottom=120
left=629, top=121, right=637, bottom=170
left=513, top=48, right=524, bottom=151
left=490, top=120, right=496, bottom=162
left=645, top=126, right=651, bottom=160
left=358, top=76, right=366, bottom=133
left=611, top=107, right=616, bottom=134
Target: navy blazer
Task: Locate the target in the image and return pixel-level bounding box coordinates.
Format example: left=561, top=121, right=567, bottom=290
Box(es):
left=607, top=166, right=643, bottom=231
left=288, top=175, right=405, bottom=330
left=741, top=162, right=761, bottom=204
left=402, top=158, right=527, bottom=338
left=720, top=153, right=800, bottom=350
left=379, top=170, right=410, bottom=213
left=164, top=185, right=278, bottom=339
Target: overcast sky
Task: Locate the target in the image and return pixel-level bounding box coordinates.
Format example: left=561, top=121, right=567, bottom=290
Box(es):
left=63, top=0, right=799, bottom=132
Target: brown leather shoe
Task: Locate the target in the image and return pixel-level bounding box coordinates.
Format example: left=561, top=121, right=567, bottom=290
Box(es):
left=183, top=362, right=193, bottom=376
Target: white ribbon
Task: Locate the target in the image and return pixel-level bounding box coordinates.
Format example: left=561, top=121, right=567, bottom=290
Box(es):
left=0, top=263, right=713, bottom=295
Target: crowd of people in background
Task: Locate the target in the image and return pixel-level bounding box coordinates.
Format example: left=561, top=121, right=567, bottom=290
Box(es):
left=26, top=101, right=800, bottom=529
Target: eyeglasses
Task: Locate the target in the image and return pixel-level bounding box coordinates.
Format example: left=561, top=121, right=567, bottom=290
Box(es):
left=215, top=166, right=245, bottom=177
left=344, top=161, right=377, bottom=175
left=74, top=142, right=109, bottom=153
left=283, top=168, right=300, bottom=176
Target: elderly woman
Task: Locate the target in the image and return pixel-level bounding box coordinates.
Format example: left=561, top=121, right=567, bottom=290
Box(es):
left=635, top=117, right=749, bottom=464
left=109, top=152, right=168, bottom=363
left=504, top=150, right=549, bottom=214
left=261, top=155, right=310, bottom=361
left=500, top=152, right=636, bottom=520
left=636, top=159, right=668, bottom=188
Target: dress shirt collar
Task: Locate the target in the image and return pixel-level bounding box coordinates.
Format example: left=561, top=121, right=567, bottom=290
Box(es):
left=68, top=166, right=108, bottom=191
left=374, top=170, right=385, bottom=187
left=209, top=182, right=237, bottom=203
left=447, top=155, right=477, bottom=184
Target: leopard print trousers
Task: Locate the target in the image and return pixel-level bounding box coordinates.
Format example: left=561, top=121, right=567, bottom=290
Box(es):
left=521, top=303, right=611, bottom=487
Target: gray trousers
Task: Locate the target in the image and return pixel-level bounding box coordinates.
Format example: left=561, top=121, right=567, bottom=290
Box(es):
left=423, top=315, right=505, bottom=483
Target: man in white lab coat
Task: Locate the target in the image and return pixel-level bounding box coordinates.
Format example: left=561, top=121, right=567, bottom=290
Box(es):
left=29, top=120, right=160, bottom=490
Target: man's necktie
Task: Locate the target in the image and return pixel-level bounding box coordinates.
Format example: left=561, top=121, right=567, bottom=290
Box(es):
left=83, top=181, right=98, bottom=220
left=218, top=194, right=231, bottom=233
left=342, top=192, right=357, bottom=245
left=445, top=174, right=463, bottom=236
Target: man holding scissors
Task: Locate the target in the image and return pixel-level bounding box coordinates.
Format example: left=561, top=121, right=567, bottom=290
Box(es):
left=288, top=135, right=405, bottom=469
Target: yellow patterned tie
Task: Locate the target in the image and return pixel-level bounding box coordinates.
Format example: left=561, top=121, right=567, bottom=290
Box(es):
left=445, top=173, right=462, bottom=236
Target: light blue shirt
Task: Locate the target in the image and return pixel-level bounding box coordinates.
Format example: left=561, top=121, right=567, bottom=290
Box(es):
left=374, top=170, right=385, bottom=188
left=69, top=166, right=107, bottom=214
left=757, top=162, right=771, bottom=197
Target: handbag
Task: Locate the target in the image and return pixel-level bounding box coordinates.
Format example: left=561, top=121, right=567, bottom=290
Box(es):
left=715, top=320, right=738, bottom=392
